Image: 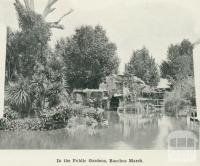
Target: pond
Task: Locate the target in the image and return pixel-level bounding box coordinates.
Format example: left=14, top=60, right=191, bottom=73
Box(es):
left=0, top=111, right=199, bottom=149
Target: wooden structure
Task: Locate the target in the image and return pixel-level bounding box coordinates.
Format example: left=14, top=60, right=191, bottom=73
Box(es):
left=137, top=98, right=164, bottom=110
left=140, top=85, right=165, bottom=112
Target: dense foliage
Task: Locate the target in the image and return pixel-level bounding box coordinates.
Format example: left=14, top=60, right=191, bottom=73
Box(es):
left=0, top=104, right=106, bottom=131
left=160, top=39, right=194, bottom=83
left=6, top=1, right=51, bottom=81
left=161, top=39, right=195, bottom=115
left=3, top=106, right=20, bottom=120
left=55, top=25, right=119, bottom=89
left=164, top=77, right=195, bottom=116
left=5, top=0, right=68, bottom=118
left=3, top=0, right=197, bottom=132
left=125, top=47, right=160, bottom=86
left=5, top=77, right=31, bottom=117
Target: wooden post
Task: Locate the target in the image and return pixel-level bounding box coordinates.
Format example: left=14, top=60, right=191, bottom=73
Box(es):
left=0, top=24, right=6, bottom=118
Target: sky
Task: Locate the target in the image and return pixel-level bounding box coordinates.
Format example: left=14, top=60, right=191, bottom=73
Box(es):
left=1, top=0, right=200, bottom=73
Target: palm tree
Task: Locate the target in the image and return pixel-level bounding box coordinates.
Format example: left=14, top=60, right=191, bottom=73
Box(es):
left=5, top=77, right=31, bottom=117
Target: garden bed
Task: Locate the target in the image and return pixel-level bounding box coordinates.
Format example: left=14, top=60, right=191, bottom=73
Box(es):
left=0, top=104, right=107, bottom=131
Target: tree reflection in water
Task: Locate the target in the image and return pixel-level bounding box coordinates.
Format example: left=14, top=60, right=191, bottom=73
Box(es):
left=0, top=111, right=197, bottom=149
left=114, top=112, right=162, bottom=148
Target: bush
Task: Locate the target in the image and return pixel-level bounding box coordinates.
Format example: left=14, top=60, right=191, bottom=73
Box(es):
left=1, top=105, right=72, bottom=131
left=164, top=77, right=195, bottom=115
left=39, top=104, right=105, bottom=130
left=8, top=118, right=43, bottom=131
left=70, top=104, right=88, bottom=116
left=41, top=105, right=72, bottom=121
left=39, top=105, right=83, bottom=130
left=5, top=78, right=31, bottom=117
left=0, top=115, right=68, bottom=131
left=0, top=118, right=43, bottom=131
left=70, top=104, right=105, bottom=123
left=164, top=96, right=189, bottom=116
left=1, top=104, right=106, bottom=131
left=4, top=107, right=20, bottom=120
left=0, top=118, right=10, bottom=130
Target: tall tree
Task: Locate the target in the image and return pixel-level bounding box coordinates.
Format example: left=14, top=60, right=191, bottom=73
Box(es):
left=6, top=0, right=73, bottom=80
left=125, top=47, right=160, bottom=86
left=5, top=0, right=73, bottom=116
left=56, top=25, right=119, bottom=89
left=160, top=39, right=194, bottom=83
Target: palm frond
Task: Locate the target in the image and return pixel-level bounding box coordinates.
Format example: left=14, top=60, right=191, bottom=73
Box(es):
left=5, top=78, right=30, bottom=109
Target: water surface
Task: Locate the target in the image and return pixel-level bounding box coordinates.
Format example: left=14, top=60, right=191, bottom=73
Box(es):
left=0, top=111, right=199, bottom=149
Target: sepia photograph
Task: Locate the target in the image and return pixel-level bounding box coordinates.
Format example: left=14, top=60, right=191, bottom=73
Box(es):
left=0, top=0, right=200, bottom=151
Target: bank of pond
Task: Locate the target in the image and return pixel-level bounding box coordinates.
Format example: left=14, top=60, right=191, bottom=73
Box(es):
left=0, top=102, right=199, bottom=132
left=0, top=111, right=199, bottom=149
left=0, top=104, right=107, bottom=131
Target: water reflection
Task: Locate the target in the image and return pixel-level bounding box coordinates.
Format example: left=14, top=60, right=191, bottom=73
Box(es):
left=0, top=111, right=199, bottom=149
left=108, top=111, right=161, bottom=149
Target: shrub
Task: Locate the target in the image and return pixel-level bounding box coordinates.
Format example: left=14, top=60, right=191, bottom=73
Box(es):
left=4, top=106, right=20, bottom=120
left=70, top=104, right=105, bottom=123
left=1, top=105, right=72, bottom=131
left=0, top=116, right=66, bottom=131
left=70, top=104, right=88, bottom=116
left=5, top=77, right=31, bottom=117
left=164, top=77, right=195, bottom=115
left=40, top=105, right=73, bottom=130
left=0, top=118, right=10, bottom=130
left=41, top=105, right=72, bottom=121
left=1, top=104, right=106, bottom=131
left=4, top=118, right=43, bottom=131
